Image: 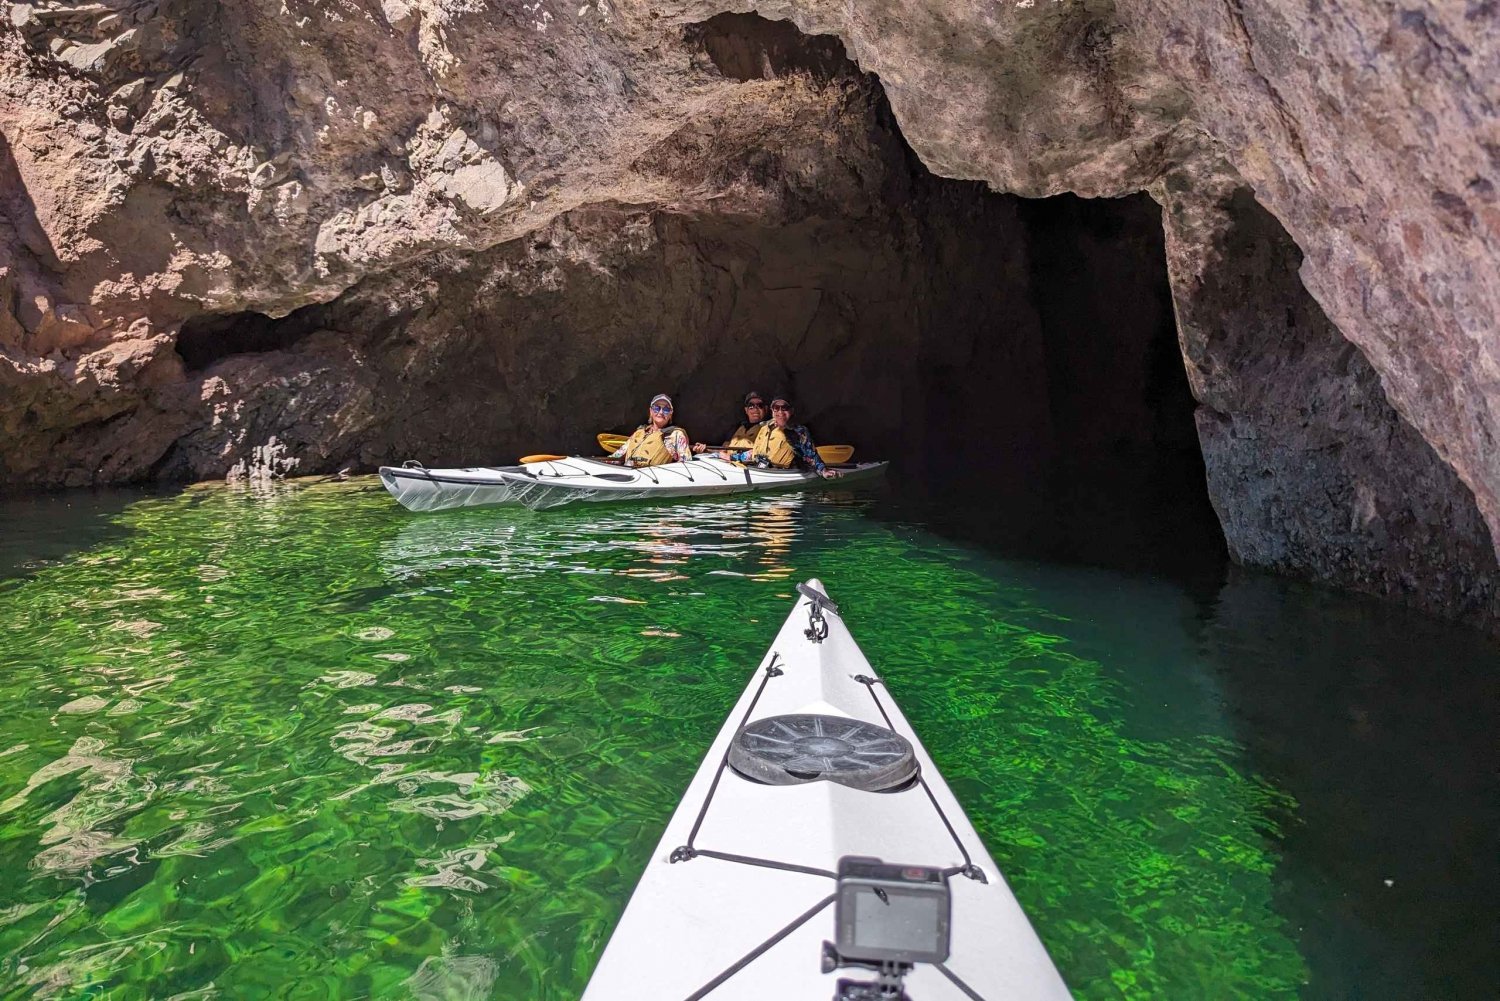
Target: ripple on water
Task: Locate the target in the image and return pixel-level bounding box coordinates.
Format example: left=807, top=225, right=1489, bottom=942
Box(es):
left=318, top=670, right=379, bottom=688
left=404, top=954, right=498, bottom=1001
left=406, top=837, right=512, bottom=893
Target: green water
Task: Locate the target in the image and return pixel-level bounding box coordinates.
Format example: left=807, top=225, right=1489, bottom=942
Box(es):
left=0, top=480, right=1494, bottom=999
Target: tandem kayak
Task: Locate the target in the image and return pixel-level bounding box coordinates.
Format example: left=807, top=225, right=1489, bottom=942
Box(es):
left=378, top=457, right=888, bottom=512
left=583, top=580, right=1070, bottom=1001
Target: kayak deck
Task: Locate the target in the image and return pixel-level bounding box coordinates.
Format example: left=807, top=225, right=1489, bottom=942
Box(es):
left=582, top=580, right=1070, bottom=1000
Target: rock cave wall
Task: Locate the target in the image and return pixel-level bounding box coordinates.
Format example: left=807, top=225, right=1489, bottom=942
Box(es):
left=1162, top=162, right=1499, bottom=626
left=705, top=0, right=1500, bottom=583
left=2, top=2, right=1497, bottom=629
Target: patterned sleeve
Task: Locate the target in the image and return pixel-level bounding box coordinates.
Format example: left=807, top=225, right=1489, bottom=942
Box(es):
left=794, top=426, right=826, bottom=473
left=609, top=429, right=635, bottom=459
left=667, top=428, right=692, bottom=463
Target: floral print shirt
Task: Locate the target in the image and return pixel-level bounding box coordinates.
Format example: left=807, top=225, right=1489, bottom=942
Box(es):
left=727, top=424, right=826, bottom=473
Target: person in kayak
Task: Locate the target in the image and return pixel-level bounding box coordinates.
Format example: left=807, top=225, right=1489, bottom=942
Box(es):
left=692, top=390, right=768, bottom=454
left=610, top=394, right=691, bottom=467
left=718, top=394, right=841, bottom=478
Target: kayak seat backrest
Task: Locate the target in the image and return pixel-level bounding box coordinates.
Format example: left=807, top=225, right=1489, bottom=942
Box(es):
left=727, top=714, right=919, bottom=792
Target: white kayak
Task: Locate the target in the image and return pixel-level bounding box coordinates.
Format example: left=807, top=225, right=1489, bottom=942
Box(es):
left=583, top=580, right=1071, bottom=1001
left=378, top=457, right=888, bottom=512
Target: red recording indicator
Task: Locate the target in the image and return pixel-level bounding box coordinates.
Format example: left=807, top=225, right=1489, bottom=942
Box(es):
left=903, top=868, right=927, bottom=880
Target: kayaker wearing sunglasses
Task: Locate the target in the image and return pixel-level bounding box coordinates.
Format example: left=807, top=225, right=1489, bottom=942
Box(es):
left=717, top=395, right=842, bottom=478
left=692, top=391, right=769, bottom=455
left=610, top=394, right=691, bottom=467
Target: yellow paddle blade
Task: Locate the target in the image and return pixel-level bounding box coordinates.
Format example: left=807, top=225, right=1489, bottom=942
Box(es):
left=817, top=445, right=854, bottom=464
left=597, top=433, right=627, bottom=452
left=520, top=454, right=566, bottom=464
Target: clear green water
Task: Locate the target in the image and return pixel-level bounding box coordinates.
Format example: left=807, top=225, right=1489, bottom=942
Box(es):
left=0, top=480, right=1495, bottom=999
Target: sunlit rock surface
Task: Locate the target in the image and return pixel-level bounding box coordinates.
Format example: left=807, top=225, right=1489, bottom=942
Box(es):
left=1, top=1, right=1496, bottom=627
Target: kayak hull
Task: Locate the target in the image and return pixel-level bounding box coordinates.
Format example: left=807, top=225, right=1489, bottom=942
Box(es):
left=379, top=457, right=887, bottom=512
left=376, top=465, right=528, bottom=512
left=582, top=580, right=1070, bottom=1001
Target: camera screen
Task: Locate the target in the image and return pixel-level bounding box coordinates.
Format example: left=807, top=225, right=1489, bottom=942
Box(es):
left=849, top=886, right=944, bottom=955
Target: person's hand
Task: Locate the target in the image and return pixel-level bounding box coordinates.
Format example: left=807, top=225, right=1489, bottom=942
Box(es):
left=717, top=450, right=733, bottom=461
left=821, top=468, right=842, bottom=479
left=692, top=442, right=706, bottom=454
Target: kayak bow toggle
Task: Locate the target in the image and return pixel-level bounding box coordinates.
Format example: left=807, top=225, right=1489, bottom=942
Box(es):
left=797, top=581, right=839, bottom=643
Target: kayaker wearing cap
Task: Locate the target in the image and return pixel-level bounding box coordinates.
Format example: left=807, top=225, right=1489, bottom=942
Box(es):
left=718, top=394, right=841, bottom=478
left=692, top=391, right=768, bottom=454
left=610, top=394, right=691, bottom=467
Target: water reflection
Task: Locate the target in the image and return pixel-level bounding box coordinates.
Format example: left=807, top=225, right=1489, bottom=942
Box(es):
left=0, top=488, right=159, bottom=584
left=0, top=736, right=144, bottom=875
left=379, top=493, right=816, bottom=585
left=1197, top=570, right=1500, bottom=998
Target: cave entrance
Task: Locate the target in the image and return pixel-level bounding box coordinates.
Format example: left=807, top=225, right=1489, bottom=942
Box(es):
left=889, top=189, right=1226, bottom=578
left=204, top=11, right=1225, bottom=580
left=662, top=13, right=1225, bottom=577
left=176, top=301, right=329, bottom=372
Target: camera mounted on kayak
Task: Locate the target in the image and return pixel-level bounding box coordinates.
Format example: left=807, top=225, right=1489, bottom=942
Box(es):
left=824, top=856, right=951, bottom=1001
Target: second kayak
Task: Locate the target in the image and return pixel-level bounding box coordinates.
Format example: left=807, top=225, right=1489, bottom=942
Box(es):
left=582, top=579, right=1070, bottom=1000
left=379, top=457, right=888, bottom=512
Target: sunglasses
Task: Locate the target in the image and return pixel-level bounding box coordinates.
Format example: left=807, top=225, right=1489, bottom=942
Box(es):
left=650, top=404, right=672, bottom=414
left=745, top=400, right=766, bottom=408
left=770, top=403, right=791, bottom=412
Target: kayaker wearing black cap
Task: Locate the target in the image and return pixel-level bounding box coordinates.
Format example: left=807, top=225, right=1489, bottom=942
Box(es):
left=610, top=393, right=691, bottom=466
left=718, top=394, right=841, bottom=478
left=692, top=391, right=768, bottom=454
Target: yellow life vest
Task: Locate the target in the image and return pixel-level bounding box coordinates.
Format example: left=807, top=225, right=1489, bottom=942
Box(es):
left=750, top=422, right=796, bottom=469
left=726, top=421, right=765, bottom=449
left=623, top=424, right=681, bottom=467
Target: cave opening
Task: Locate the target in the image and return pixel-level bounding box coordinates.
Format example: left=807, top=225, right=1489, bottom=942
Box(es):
left=686, top=12, right=854, bottom=83
left=668, top=13, right=1227, bottom=577
left=867, top=187, right=1226, bottom=580
left=165, top=11, right=1227, bottom=579
left=176, top=300, right=329, bottom=372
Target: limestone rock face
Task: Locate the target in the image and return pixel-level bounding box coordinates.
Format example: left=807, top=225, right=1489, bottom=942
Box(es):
left=705, top=0, right=1500, bottom=568
left=1, top=1, right=1497, bottom=628
left=1160, top=160, right=1498, bottom=629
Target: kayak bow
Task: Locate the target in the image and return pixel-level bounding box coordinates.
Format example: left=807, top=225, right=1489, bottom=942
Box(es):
left=582, top=580, right=1070, bottom=1000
